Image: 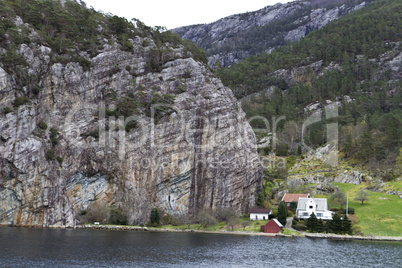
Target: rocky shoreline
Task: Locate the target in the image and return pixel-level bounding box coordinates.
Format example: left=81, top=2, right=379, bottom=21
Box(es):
left=75, top=225, right=402, bottom=242
left=2, top=224, right=401, bottom=242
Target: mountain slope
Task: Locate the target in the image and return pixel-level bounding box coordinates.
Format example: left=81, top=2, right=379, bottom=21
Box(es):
left=173, top=0, right=375, bottom=67
left=218, top=0, right=401, bottom=185
left=0, top=0, right=262, bottom=227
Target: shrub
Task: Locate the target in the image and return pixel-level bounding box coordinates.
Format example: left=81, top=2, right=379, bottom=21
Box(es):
left=294, top=223, right=307, bottom=231
left=13, top=97, right=30, bottom=108
left=275, top=142, right=289, bottom=156
left=56, top=156, right=63, bottom=165
left=46, top=149, right=56, bottom=161
left=90, top=129, right=99, bottom=139
left=117, top=96, right=139, bottom=117
left=87, top=201, right=110, bottom=224
left=214, top=208, right=237, bottom=222
left=109, top=207, right=128, bottom=225
left=171, top=217, right=182, bottom=226
left=122, top=40, right=133, bottom=51
left=50, top=127, right=58, bottom=146
left=125, top=120, right=137, bottom=132
left=32, top=84, right=41, bottom=95
left=351, top=224, right=363, bottom=235
left=174, top=214, right=193, bottom=228
left=162, top=213, right=173, bottom=225
left=196, top=210, right=217, bottom=228
left=348, top=207, right=355, bottom=215
left=38, top=121, right=48, bottom=130
left=3, top=106, right=12, bottom=114
left=182, top=69, right=191, bottom=79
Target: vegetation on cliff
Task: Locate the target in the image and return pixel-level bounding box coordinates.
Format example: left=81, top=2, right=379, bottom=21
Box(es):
left=218, top=0, right=401, bottom=177
left=0, top=0, right=207, bottom=90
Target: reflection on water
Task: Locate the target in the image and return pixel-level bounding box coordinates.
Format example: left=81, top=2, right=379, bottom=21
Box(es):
left=0, top=228, right=401, bottom=267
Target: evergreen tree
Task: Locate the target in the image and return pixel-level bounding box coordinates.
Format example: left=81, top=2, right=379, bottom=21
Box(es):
left=150, top=208, right=161, bottom=226
left=306, top=212, right=318, bottom=232
left=342, top=217, right=352, bottom=235
left=289, top=201, right=298, bottom=213
left=277, top=201, right=288, bottom=226
left=330, top=214, right=342, bottom=234
left=316, top=219, right=325, bottom=233
left=297, top=144, right=302, bottom=156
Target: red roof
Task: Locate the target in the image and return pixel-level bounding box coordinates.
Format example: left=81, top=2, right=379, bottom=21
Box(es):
left=282, top=193, right=310, bottom=203
left=249, top=208, right=272, bottom=214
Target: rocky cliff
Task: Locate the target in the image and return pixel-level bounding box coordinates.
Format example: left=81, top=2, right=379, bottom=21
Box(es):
left=173, top=0, right=374, bottom=67
left=0, top=2, right=262, bottom=227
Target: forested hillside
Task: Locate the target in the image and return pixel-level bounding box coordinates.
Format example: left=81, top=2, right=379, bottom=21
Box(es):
left=218, top=0, right=401, bottom=178
left=174, top=0, right=375, bottom=67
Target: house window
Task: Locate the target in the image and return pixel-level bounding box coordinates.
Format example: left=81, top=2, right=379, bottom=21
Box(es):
left=256, top=215, right=258, bottom=220
left=263, top=216, right=266, bottom=220
left=309, top=205, right=313, bottom=209
left=303, top=212, right=308, bottom=216
left=317, top=213, right=322, bottom=217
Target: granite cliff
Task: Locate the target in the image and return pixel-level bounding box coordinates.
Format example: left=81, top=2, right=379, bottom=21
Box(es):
left=0, top=1, right=262, bottom=227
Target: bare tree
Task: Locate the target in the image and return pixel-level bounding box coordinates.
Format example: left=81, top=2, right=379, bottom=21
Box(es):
left=179, top=214, right=193, bottom=229
left=242, top=221, right=250, bottom=231
left=227, top=216, right=240, bottom=231
left=196, top=210, right=217, bottom=228
left=354, top=189, right=370, bottom=205
left=254, top=221, right=261, bottom=231
left=329, top=190, right=347, bottom=209
left=86, top=200, right=110, bottom=224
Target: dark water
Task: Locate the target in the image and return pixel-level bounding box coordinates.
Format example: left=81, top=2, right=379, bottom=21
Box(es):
left=0, top=228, right=401, bottom=267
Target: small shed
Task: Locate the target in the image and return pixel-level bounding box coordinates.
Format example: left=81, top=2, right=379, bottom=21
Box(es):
left=260, top=219, right=284, bottom=233
left=249, top=208, right=272, bottom=221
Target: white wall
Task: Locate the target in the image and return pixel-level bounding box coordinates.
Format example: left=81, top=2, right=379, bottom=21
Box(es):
left=297, top=199, right=333, bottom=220
left=250, top=213, right=269, bottom=221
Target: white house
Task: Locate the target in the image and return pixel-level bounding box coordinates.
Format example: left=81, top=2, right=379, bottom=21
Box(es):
left=249, top=208, right=272, bottom=221
left=296, top=198, right=334, bottom=220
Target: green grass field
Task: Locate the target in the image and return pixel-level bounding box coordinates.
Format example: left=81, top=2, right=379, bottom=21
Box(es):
left=333, top=182, right=402, bottom=236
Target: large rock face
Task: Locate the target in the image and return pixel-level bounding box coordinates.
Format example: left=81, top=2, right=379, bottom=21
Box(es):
left=0, top=18, right=262, bottom=227
left=173, top=0, right=373, bottom=67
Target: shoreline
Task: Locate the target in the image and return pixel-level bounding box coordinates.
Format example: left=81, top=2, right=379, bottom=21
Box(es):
left=2, top=224, right=400, bottom=242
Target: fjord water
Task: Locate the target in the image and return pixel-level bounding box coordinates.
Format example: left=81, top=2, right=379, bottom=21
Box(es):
left=0, top=228, right=401, bottom=267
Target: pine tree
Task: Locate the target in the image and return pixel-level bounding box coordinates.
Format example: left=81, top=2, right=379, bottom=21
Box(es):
left=277, top=201, right=288, bottom=226
left=342, top=217, right=352, bottom=235
left=330, top=213, right=342, bottom=234
left=316, top=219, right=325, bottom=233
left=306, top=212, right=318, bottom=232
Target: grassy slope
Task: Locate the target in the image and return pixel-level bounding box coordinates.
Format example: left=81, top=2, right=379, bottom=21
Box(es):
left=333, top=182, right=402, bottom=236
